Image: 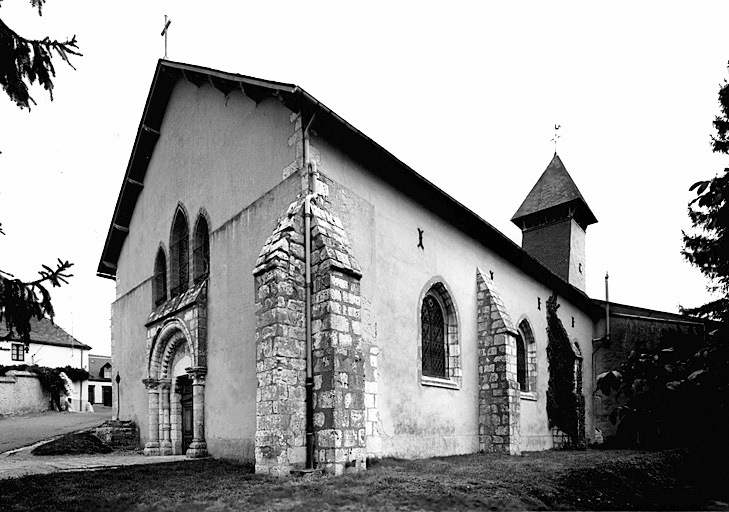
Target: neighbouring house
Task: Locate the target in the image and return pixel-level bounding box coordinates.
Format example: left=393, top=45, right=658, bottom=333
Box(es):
left=0, top=316, right=93, bottom=412
left=97, top=59, right=715, bottom=475
left=86, top=355, right=113, bottom=408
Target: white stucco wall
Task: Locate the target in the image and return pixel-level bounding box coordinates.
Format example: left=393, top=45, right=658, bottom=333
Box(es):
left=112, top=78, right=301, bottom=459
left=110, top=73, right=597, bottom=462
left=313, top=134, right=596, bottom=456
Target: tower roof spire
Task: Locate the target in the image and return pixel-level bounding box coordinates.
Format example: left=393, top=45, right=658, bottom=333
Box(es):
left=511, top=154, right=597, bottom=230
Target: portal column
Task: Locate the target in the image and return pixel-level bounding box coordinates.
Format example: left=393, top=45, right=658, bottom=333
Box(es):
left=186, top=367, right=208, bottom=458
left=143, top=378, right=160, bottom=456
left=159, top=378, right=172, bottom=455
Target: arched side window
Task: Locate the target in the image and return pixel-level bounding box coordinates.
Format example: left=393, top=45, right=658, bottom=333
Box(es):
left=154, top=247, right=168, bottom=306
left=419, top=280, right=461, bottom=388
left=517, top=319, right=537, bottom=395
left=516, top=332, right=527, bottom=390
left=193, top=214, right=210, bottom=284
left=170, top=208, right=189, bottom=298
left=421, top=294, right=446, bottom=378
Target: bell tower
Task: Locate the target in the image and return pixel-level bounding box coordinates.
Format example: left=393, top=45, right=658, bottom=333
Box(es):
left=511, top=154, right=597, bottom=292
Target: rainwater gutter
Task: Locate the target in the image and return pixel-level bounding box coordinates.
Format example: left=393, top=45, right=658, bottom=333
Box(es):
left=303, top=113, right=317, bottom=470
left=591, top=272, right=610, bottom=439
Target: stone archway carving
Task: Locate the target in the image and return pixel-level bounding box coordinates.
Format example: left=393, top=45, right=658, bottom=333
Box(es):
left=144, top=317, right=207, bottom=458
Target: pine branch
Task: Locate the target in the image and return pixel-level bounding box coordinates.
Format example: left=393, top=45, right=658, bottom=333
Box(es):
left=0, top=260, right=73, bottom=343
left=0, top=15, right=81, bottom=110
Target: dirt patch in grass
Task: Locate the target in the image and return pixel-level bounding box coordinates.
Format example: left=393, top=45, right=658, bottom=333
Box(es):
left=1, top=448, right=726, bottom=511
left=31, top=432, right=113, bottom=456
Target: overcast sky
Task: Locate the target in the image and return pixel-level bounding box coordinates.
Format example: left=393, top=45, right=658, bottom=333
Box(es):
left=1, top=1, right=727, bottom=356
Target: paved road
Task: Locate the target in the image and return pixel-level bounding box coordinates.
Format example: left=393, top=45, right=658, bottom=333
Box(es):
left=0, top=408, right=113, bottom=453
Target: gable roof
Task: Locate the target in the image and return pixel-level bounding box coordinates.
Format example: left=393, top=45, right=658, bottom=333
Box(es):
left=88, top=355, right=111, bottom=379
left=511, top=153, right=597, bottom=229
left=0, top=317, right=92, bottom=351
left=97, top=60, right=601, bottom=317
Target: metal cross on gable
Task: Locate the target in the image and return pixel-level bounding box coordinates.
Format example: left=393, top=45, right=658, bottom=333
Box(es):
left=551, top=124, right=561, bottom=154
left=161, top=15, right=172, bottom=59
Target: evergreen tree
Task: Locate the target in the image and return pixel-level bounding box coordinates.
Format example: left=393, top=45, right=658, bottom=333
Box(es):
left=0, top=221, right=73, bottom=348
left=682, top=63, right=729, bottom=322
left=0, top=0, right=81, bottom=109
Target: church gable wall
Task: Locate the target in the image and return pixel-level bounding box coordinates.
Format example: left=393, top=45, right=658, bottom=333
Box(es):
left=112, top=165, right=301, bottom=459
left=116, top=78, right=297, bottom=298
left=309, top=135, right=596, bottom=456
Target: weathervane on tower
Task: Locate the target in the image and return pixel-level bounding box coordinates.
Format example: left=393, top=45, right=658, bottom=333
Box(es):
left=551, top=124, right=561, bottom=154
left=161, top=15, right=172, bottom=59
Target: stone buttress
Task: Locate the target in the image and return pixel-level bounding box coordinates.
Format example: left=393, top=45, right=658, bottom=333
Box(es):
left=476, top=268, right=521, bottom=455
left=253, top=198, right=365, bottom=476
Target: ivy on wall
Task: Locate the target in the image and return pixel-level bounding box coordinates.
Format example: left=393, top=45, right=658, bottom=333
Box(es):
left=0, top=364, right=89, bottom=409
left=545, top=293, right=579, bottom=446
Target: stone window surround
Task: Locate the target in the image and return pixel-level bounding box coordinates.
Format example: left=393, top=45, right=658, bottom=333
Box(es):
left=169, top=207, right=190, bottom=299
left=153, top=246, right=168, bottom=307
left=516, top=317, right=538, bottom=401
left=192, top=212, right=210, bottom=284
left=155, top=207, right=211, bottom=307
left=417, top=277, right=461, bottom=390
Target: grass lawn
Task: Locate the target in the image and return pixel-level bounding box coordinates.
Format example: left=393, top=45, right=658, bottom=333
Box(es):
left=0, top=448, right=726, bottom=511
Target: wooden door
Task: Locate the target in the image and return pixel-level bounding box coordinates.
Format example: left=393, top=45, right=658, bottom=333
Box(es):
left=102, top=386, right=112, bottom=407
left=180, top=377, right=193, bottom=453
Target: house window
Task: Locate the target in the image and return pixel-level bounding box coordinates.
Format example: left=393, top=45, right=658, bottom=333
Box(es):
left=11, top=343, right=24, bottom=362
left=193, top=214, right=210, bottom=284
left=154, top=248, right=168, bottom=306
left=103, top=367, right=111, bottom=379
left=421, top=295, right=446, bottom=378
left=517, top=319, right=537, bottom=398
left=169, top=208, right=189, bottom=298
left=419, top=280, right=461, bottom=388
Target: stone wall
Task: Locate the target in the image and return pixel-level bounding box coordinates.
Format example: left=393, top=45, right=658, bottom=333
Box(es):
left=253, top=205, right=308, bottom=476
left=96, top=420, right=139, bottom=450
left=253, top=196, right=365, bottom=476
left=476, top=269, right=521, bottom=455
left=0, top=371, right=49, bottom=416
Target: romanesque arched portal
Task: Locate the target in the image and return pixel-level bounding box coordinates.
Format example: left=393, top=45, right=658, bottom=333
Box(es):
left=143, top=281, right=208, bottom=458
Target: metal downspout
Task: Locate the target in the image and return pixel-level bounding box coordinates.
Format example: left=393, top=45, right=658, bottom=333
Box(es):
left=591, top=271, right=611, bottom=440
left=303, top=114, right=317, bottom=470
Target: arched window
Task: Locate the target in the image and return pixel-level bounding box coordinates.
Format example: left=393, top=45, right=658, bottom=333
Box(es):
left=170, top=208, right=189, bottom=298
left=421, top=294, right=446, bottom=378
left=419, top=280, right=460, bottom=387
left=516, top=332, right=527, bottom=391
left=154, top=248, right=167, bottom=306
left=193, top=215, right=209, bottom=284
left=517, top=319, right=537, bottom=393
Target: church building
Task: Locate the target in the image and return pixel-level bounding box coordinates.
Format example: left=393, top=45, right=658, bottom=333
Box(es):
left=97, top=60, right=701, bottom=475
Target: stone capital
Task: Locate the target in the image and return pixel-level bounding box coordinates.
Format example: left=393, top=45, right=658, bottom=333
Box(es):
left=142, top=378, right=159, bottom=390
left=186, top=366, right=207, bottom=383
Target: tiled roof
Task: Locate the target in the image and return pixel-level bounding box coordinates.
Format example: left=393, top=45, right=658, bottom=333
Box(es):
left=0, top=317, right=92, bottom=351
left=88, top=354, right=111, bottom=378
left=511, top=153, right=597, bottom=227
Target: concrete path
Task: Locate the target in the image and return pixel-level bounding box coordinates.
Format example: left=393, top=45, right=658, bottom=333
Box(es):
left=0, top=408, right=191, bottom=480
left=0, top=444, right=188, bottom=480
left=0, top=408, right=113, bottom=453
